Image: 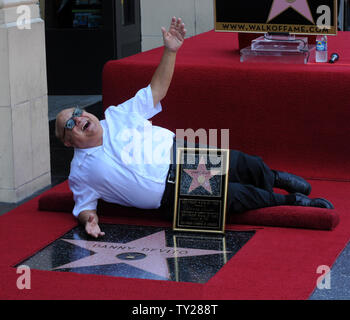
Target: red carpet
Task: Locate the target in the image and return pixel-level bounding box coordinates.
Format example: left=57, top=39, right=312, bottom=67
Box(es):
left=1, top=179, right=349, bottom=300
left=1, top=31, right=350, bottom=299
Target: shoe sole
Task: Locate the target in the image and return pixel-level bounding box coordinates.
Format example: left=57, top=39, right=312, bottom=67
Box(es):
left=311, top=198, right=334, bottom=209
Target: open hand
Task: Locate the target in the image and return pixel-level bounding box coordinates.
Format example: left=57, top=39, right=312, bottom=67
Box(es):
left=85, top=214, right=105, bottom=238
left=161, top=17, right=186, bottom=53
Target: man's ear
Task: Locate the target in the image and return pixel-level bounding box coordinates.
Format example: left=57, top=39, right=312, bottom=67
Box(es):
left=64, top=139, right=72, bottom=147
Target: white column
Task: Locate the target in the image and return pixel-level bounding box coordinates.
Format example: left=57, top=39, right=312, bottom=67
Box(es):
left=0, top=0, right=51, bottom=202
left=140, top=0, right=214, bottom=52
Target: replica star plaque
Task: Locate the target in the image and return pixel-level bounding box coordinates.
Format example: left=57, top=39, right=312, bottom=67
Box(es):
left=173, top=148, right=230, bottom=234
left=215, top=0, right=337, bottom=35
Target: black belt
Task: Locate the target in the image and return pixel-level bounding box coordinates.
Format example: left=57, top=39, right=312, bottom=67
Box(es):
left=166, top=139, right=177, bottom=184
left=160, top=139, right=177, bottom=219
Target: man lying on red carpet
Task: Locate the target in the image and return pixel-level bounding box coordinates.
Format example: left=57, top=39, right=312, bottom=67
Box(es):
left=55, top=17, right=334, bottom=239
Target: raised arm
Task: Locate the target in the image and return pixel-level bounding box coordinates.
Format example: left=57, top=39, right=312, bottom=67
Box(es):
left=150, top=17, right=186, bottom=107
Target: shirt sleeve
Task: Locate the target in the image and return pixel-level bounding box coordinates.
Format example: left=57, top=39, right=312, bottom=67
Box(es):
left=69, top=176, right=99, bottom=218
left=108, top=84, right=162, bottom=120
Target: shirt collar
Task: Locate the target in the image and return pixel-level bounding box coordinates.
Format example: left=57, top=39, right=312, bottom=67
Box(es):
left=74, top=145, right=102, bottom=166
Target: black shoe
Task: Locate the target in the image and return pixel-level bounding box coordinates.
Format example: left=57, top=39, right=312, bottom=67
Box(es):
left=274, top=170, right=311, bottom=195
left=294, top=193, right=334, bottom=209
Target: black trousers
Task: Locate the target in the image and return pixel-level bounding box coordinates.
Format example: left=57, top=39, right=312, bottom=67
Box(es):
left=225, top=150, right=287, bottom=213
left=160, top=140, right=290, bottom=218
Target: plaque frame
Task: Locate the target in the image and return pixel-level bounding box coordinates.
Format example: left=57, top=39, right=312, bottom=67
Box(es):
left=214, top=0, right=338, bottom=36
left=173, top=147, right=230, bottom=234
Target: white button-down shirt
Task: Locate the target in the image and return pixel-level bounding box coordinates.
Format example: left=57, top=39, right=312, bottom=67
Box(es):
left=68, top=85, right=175, bottom=217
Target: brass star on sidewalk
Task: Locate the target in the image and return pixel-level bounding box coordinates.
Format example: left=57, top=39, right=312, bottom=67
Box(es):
left=53, top=231, right=229, bottom=279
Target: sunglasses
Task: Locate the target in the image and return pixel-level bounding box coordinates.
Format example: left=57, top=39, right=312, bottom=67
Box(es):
left=62, top=107, right=83, bottom=141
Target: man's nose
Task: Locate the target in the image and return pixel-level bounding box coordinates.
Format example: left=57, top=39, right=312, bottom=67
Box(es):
left=73, top=116, right=84, bottom=127
left=73, top=116, right=84, bottom=122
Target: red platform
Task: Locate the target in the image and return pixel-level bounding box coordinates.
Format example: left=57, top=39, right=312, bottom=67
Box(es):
left=103, top=31, right=350, bottom=181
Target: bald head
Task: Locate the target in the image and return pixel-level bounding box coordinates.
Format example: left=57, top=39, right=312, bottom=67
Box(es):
left=55, top=108, right=103, bottom=149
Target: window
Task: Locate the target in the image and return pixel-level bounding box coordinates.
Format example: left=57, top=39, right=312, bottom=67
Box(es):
left=121, top=0, right=135, bottom=26
left=46, top=0, right=103, bottom=29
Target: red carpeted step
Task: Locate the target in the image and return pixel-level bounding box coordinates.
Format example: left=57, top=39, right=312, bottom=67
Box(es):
left=38, top=180, right=339, bottom=231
